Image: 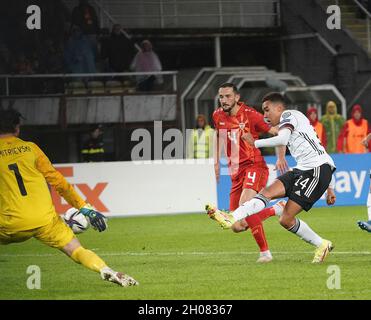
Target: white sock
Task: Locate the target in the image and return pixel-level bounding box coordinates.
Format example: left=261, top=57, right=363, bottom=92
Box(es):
left=288, top=219, right=323, bottom=247
left=232, top=194, right=268, bottom=221
left=367, top=189, right=371, bottom=221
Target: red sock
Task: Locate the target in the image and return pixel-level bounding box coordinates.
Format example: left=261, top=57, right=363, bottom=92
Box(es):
left=244, top=207, right=275, bottom=230
left=257, top=207, right=275, bottom=221
left=244, top=215, right=269, bottom=252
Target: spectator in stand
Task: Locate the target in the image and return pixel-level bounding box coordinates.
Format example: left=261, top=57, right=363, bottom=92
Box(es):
left=81, top=125, right=105, bottom=162
left=71, top=0, right=99, bottom=36
left=13, top=53, right=33, bottom=74
left=321, top=101, right=345, bottom=153
left=337, top=104, right=371, bottom=153
left=101, top=24, right=135, bottom=72
left=187, top=114, right=214, bottom=159
left=0, top=45, right=11, bottom=74
left=130, top=40, right=162, bottom=91
left=64, top=26, right=96, bottom=74
left=71, top=0, right=99, bottom=59
left=307, top=107, right=327, bottom=149
left=41, top=40, right=64, bottom=74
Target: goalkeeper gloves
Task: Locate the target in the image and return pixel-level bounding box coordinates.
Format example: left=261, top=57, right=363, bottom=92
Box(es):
left=80, top=204, right=108, bottom=232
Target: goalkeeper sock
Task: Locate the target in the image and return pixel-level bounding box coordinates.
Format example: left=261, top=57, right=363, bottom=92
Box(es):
left=70, top=246, right=107, bottom=273
left=245, top=214, right=269, bottom=252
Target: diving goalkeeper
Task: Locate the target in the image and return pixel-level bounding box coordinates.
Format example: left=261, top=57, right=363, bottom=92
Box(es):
left=0, top=109, right=138, bottom=287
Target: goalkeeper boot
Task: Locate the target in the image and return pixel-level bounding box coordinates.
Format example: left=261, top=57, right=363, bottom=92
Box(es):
left=312, top=239, right=334, bottom=263
left=357, top=220, right=371, bottom=233
left=100, top=267, right=139, bottom=287
left=205, top=204, right=235, bottom=229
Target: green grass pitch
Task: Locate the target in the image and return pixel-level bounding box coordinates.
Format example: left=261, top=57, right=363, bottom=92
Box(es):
left=0, top=206, right=370, bottom=300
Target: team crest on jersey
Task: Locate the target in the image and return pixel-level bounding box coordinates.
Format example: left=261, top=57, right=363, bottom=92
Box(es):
left=239, top=123, right=245, bottom=130
left=282, top=112, right=291, bottom=119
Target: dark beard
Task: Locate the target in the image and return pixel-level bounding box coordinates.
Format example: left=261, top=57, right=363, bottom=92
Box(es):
left=222, top=102, right=236, bottom=114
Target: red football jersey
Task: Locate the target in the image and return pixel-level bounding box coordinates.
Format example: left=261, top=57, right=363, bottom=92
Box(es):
left=213, top=102, right=270, bottom=175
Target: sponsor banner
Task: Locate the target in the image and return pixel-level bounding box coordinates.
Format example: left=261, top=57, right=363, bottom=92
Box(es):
left=53, top=160, right=217, bottom=217
left=217, top=154, right=371, bottom=210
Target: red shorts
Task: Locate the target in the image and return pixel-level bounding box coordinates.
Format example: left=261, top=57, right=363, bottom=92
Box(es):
left=229, top=163, right=269, bottom=211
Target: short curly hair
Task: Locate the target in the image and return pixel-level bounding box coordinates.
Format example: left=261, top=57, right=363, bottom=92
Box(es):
left=0, top=109, right=22, bottom=134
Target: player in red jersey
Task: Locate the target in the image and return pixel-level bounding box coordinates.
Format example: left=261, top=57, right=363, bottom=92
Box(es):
left=206, top=83, right=288, bottom=263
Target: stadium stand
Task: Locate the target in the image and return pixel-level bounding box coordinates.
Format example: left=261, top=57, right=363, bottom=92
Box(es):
left=0, top=0, right=370, bottom=162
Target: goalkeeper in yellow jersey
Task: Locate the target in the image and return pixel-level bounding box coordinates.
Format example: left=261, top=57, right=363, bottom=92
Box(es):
left=0, top=109, right=138, bottom=287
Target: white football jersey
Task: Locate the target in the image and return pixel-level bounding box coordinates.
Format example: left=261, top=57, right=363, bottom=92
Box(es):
left=278, top=109, right=335, bottom=171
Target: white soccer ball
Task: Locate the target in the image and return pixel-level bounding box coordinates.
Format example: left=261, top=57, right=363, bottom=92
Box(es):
left=63, top=208, right=90, bottom=234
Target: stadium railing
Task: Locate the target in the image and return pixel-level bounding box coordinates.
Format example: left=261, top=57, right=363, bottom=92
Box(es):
left=0, top=71, right=178, bottom=97
left=87, top=0, right=281, bottom=29
left=353, top=0, right=371, bottom=53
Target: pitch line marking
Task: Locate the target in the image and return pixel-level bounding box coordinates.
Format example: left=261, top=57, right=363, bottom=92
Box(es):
left=1, top=251, right=370, bottom=257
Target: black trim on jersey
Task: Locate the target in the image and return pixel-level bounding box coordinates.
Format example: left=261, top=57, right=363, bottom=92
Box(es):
left=279, top=123, right=294, bottom=132
left=299, top=132, right=324, bottom=155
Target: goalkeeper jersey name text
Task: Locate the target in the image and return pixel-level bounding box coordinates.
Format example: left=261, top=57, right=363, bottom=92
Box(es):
left=0, top=145, right=32, bottom=158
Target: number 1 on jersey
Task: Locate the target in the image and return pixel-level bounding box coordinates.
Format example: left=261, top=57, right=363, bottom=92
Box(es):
left=8, top=163, right=27, bottom=196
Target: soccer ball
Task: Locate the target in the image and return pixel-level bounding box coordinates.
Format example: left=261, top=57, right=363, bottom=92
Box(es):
left=63, top=208, right=90, bottom=234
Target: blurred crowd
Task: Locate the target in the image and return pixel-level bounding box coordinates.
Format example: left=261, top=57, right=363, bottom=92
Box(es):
left=307, top=101, right=371, bottom=154
left=188, top=101, right=371, bottom=160
left=0, top=0, right=163, bottom=92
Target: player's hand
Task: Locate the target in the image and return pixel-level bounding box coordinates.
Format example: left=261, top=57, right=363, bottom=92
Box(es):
left=241, top=132, right=255, bottom=146
left=268, top=126, right=279, bottom=136
left=326, top=188, right=336, bottom=206
left=80, top=204, right=108, bottom=232
left=275, top=157, right=289, bottom=174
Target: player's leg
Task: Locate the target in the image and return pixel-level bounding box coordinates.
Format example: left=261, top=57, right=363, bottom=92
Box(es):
left=62, top=238, right=138, bottom=286
left=206, top=173, right=242, bottom=229
left=0, top=229, right=34, bottom=245
left=231, top=178, right=287, bottom=221
left=206, top=178, right=287, bottom=229
left=234, top=166, right=286, bottom=263
left=232, top=187, right=272, bottom=261
left=279, top=164, right=334, bottom=262
left=34, top=214, right=138, bottom=286
left=233, top=189, right=285, bottom=232
left=279, top=200, right=334, bottom=263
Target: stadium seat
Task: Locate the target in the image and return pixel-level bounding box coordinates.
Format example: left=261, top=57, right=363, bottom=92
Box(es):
left=87, top=81, right=105, bottom=94
left=105, top=80, right=124, bottom=94
left=122, top=80, right=136, bottom=93
left=65, top=81, right=88, bottom=95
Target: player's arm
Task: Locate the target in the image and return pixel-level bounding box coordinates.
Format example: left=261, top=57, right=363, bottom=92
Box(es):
left=248, top=110, right=297, bottom=148
left=275, top=145, right=288, bottom=174
left=32, top=143, right=107, bottom=232
left=213, top=128, right=222, bottom=183
left=250, top=128, right=291, bottom=148
left=212, top=114, right=222, bottom=183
